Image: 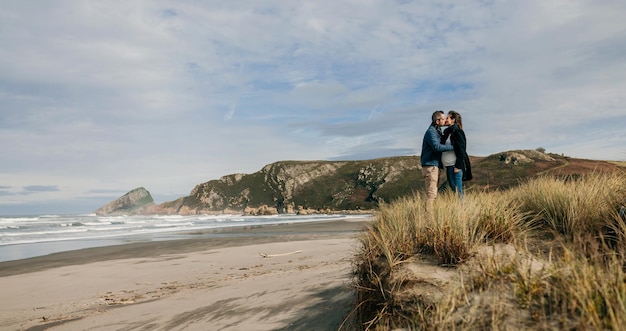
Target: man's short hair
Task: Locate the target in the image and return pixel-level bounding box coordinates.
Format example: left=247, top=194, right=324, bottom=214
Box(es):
left=431, top=110, right=444, bottom=123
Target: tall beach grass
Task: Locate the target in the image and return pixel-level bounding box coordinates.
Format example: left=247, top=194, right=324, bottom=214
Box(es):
left=352, top=171, right=626, bottom=330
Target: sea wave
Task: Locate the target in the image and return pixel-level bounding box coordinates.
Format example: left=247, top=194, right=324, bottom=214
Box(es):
left=0, top=213, right=371, bottom=247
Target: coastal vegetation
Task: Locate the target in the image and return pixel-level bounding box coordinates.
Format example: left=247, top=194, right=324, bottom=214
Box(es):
left=351, top=171, right=626, bottom=330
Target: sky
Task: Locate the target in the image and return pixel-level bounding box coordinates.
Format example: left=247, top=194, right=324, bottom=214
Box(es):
left=1, top=1, right=625, bottom=215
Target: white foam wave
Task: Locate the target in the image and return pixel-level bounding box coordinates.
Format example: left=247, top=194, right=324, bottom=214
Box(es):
left=0, top=213, right=371, bottom=248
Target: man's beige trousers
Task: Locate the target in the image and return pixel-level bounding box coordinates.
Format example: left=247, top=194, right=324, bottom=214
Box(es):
left=422, top=165, right=439, bottom=207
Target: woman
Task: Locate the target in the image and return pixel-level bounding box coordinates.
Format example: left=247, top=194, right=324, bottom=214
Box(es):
left=441, top=110, right=472, bottom=197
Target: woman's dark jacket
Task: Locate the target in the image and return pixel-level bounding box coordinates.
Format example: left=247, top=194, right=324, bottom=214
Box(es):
left=441, top=124, right=473, bottom=181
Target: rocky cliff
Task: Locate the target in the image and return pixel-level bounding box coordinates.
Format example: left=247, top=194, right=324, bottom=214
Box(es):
left=95, top=187, right=155, bottom=216
left=147, top=156, right=421, bottom=215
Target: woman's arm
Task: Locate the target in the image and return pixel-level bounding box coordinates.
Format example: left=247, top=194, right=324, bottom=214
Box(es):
left=450, top=128, right=468, bottom=170
left=441, top=126, right=451, bottom=144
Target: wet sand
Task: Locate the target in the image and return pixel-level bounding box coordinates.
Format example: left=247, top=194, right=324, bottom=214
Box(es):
left=0, top=218, right=371, bottom=330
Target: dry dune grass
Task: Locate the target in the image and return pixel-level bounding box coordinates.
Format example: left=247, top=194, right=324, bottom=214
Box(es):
left=351, top=171, right=626, bottom=330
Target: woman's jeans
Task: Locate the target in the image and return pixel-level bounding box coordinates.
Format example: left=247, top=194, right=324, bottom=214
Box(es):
left=446, top=166, right=464, bottom=198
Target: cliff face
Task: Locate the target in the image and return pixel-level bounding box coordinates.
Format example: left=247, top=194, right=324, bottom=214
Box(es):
left=95, top=187, right=154, bottom=216
left=149, top=156, right=421, bottom=215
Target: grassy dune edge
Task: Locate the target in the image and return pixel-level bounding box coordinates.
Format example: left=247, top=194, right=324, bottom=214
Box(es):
left=350, top=171, right=626, bottom=330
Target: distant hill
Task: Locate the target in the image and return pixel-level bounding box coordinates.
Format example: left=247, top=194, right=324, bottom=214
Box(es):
left=94, top=187, right=154, bottom=216
left=95, top=150, right=626, bottom=216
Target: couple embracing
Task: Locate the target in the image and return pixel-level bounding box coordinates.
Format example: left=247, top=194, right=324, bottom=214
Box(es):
left=420, top=110, right=472, bottom=208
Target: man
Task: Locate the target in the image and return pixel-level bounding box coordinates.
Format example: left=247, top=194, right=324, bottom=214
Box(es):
left=421, top=110, right=454, bottom=209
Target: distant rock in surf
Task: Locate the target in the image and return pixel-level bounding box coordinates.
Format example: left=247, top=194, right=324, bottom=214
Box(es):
left=95, top=187, right=155, bottom=216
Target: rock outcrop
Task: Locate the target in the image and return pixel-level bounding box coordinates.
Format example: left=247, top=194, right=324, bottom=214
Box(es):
left=498, top=150, right=556, bottom=164
left=95, top=187, right=155, bottom=216
left=148, top=156, right=420, bottom=215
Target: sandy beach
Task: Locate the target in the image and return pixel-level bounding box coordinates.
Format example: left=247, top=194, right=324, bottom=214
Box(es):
left=0, top=218, right=371, bottom=331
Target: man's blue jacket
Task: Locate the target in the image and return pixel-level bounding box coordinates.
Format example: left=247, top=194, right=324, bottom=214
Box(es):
left=420, top=124, right=453, bottom=168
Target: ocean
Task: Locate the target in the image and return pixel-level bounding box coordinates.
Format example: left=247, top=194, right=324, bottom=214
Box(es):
left=0, top=213, right=369, bottom=263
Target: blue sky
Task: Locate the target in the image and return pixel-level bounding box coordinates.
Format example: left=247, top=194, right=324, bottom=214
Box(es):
left=1, top=1, right=625, bottom=215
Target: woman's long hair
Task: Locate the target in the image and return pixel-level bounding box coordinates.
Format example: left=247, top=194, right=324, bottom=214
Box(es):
left=448, top=110, right=463, bottom=130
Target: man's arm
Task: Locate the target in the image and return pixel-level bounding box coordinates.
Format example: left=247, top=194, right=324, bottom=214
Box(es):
left=426, top=128, right=454, bottom=152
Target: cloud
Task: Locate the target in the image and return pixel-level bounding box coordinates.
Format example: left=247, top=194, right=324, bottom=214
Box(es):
left=0, top=186, right=13, bottom=197
left=23, top=185, right=60, bottom=193
left=1, top=0, right=625, bottom=214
